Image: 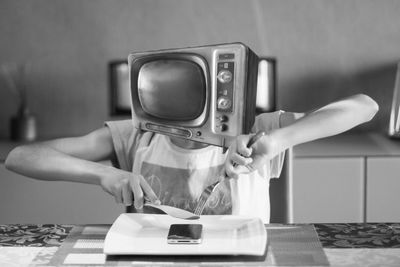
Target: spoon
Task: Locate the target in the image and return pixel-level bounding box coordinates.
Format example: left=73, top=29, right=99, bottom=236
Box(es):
left=144, top=203, right=200, bottom=220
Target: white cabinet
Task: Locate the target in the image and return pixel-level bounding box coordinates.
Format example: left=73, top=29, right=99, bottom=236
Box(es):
left=0, top=163, right=124, bottom=224
left=367, top=157, right=400, bottom=222
left=293, top=157, right=364, bottom=223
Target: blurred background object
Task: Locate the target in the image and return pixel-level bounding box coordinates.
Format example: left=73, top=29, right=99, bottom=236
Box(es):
left=256, top=57, right=276, bottom=113
left=109, top=60, right=130, bottom=116
left=1, top=63, right=37, bottom=142
left=388, top=62, right=400, bottom=138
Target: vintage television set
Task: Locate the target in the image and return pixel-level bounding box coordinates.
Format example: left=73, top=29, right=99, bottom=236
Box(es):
left=127, top=43, right=260, bottom=148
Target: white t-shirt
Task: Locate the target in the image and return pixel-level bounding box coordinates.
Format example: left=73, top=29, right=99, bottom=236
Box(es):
left=105, top=111, right=285, bottom=223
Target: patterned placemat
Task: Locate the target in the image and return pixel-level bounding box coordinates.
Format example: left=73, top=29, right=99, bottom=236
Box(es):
left=0, top=224, right=73, bottom=247
left=45, top=224, right=328, bottom=266
left=315, top=223, right=400, bottom=248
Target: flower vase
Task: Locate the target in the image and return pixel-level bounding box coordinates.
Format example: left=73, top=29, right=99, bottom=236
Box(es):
left=10, top=107, right=37, bottom=142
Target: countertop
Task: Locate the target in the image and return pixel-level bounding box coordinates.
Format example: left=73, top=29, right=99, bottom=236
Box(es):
left=1, top=223, right=399, bottom=248
left=1, top=223, right=399, bottom=266
left=293, top=132, right=400, bottom=157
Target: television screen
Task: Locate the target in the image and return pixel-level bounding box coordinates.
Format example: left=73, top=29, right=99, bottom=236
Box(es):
left=137, top=59, right=206, bottom=120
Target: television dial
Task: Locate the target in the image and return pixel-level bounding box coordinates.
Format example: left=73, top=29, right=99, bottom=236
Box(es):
left=217, top=115, right=228, bottom=122
left=217, top=124, right=228, bottom=132
left=217, top=96, right=232, bottom=110
left=217, top=70, right=232, bottom=83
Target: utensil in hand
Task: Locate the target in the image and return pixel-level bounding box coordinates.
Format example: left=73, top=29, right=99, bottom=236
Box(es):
left=193, top=131, right=266, bottom=216
left=144, top=203, right=200, bottom=220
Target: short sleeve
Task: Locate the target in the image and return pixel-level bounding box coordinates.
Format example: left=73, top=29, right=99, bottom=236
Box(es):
left=252, top=111, right=286, bottom=179
left=104, top=120, right=135, bottom=171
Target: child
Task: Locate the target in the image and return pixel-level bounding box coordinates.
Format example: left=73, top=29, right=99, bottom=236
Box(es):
left=5, top=94, right=378, bottom=223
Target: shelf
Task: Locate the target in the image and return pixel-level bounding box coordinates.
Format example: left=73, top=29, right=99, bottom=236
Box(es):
left=294, top=132, right=400, bottom=158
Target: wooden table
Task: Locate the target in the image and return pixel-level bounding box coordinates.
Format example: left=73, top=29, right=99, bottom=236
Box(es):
left=1, top=223, right=400, bottom=266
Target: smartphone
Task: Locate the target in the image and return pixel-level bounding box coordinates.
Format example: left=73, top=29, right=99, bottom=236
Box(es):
left=167, top=224, right=203, bottom=244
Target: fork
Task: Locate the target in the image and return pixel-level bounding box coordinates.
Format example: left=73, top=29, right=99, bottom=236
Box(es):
left=193, top=131, right=266, bottom=216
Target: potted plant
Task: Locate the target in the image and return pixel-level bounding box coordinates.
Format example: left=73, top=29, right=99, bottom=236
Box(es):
left=1, top=63, right=37, bottom=142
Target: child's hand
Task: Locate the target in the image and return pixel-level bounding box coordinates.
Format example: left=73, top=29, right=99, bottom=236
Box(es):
left=225, top=132, right=280, bottom=179
left=99, top=168, right=160, bottom=209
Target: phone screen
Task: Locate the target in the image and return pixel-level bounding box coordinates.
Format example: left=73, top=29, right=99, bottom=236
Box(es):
left=167, top=224, right=203, bottom=244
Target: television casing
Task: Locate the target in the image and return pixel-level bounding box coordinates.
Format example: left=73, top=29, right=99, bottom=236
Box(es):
left=128, top=43, right=259, bottom=148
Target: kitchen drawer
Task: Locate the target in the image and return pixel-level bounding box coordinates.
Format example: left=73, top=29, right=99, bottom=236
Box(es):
left=293, top=157, right=364, bottom=223
left=367, top=157, right=400, bottom=222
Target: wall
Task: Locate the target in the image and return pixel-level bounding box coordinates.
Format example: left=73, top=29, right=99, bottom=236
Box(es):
left=1, top=0, right=400, bottom=139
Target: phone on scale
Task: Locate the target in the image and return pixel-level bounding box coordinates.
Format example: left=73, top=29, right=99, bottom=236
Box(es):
left=167, top=224, right=203, bottom=244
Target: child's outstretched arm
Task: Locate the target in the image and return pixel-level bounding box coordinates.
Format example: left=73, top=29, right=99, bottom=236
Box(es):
left=226, top=94, right=379, bottom=178
left=5, top=127, right=159, bottom=209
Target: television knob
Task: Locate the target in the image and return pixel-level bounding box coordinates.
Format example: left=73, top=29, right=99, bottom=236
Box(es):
left=217, top=115, right=228, bottom=122
left=219, top=124, right=228, bottom=132
left=217, top=70, right=232, bottom=83
left=217, top=97, right=232, bottom=110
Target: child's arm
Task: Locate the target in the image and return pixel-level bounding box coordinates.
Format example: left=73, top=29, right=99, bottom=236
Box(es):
left=226, top=94, right=379, bottom=178
left=5, top=127, right=159, bottom=209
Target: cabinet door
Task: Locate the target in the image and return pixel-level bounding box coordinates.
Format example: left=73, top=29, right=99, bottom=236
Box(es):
left=0, top=164, right=124, bottom=224
left=367, top=157, right=400, bottom=222
left=293, top=158, right=364, bottom=223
